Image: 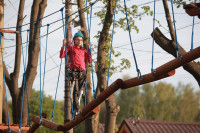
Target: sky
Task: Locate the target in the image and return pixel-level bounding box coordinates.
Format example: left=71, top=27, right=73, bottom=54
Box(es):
left=3, top=0, right=200, bottom=101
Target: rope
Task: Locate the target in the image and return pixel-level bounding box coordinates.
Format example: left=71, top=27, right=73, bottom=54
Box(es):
left=151, top=0, right=156, bottom=72
left=191, top=0, right=196, bottom=51
left=63, top=15, right=75, bottom=117
left=51, top=59, right=63, bottom=121
left=50, top=12, right=66, bottom=121
left=51, top=13, right=74, bottom=121
left=39, top=24, right=50, bottom=122
left=38, top=18, right=43, bottom=124
left=25, top=30, right=31, bottom=126
left=85, top=2, right=96, bottom=103
left=3, top=0, right=100, bottom=32
left=84, top=0, right=90, bottom=105
left=18, top=25, right=28, bottom=132
left=124, top=0, right=142, bottom=80
left=0, top=29, right=11, bottom=133
left=89, top=4, right=96, bottom=100
left=170, top=0, right=182, bottom=58
left=107, top=0, right=117, bottom=87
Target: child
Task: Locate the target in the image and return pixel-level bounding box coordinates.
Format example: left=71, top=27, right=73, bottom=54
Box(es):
left=60, top=32, right=91, bottom=115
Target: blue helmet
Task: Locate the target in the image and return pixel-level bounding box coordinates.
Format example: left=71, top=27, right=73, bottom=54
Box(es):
left=73, top=32, right=84, bottom=39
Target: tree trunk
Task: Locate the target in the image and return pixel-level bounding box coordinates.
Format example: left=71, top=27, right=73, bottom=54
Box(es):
left=2, top=84, right=10, bottom=124
left=77, top=0, right=94, bottom=132
left=151, top=0, right=200, bottom=87
left=64, top=1, right=73, bottom=133
left=105, top=95, right=120, bottom=133
left=96, top=0, right=119, bottom=133
left=3, top=0, right=47, bottom=125
left=12, top=0, right=26, bottom=124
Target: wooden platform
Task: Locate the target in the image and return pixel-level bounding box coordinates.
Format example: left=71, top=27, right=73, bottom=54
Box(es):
left=0, top=123, right=30, bottom=132
left=0, top=29, right=19, bottom=34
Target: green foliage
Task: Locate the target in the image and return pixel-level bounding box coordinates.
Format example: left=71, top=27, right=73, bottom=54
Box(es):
left=115, top=81, right=200, bottom=124
left=92, top=0, right=153, bottom=78
left=29, top=89, right=64, bottom=133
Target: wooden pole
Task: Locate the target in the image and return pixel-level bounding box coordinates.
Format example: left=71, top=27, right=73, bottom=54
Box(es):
left=0, top=0, right=4, bottom=124
left=64, top=1, right=73, bottom=133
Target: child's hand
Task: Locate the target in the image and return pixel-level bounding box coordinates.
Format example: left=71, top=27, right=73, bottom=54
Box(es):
left=63, top=39, right=66, bottom=47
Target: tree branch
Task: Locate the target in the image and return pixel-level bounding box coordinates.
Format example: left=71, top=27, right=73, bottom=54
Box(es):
left=152, top=27, right=200, bottom=87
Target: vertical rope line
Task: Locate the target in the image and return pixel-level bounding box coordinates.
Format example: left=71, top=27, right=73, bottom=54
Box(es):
left=25, top=30, right=31, bottom=126
left=89, top=5, right=96, bottom=99
left=51, top=59, right=63, bottom=121
left=151, top=0, right=156, bottom=72
left=0, top=29, right=11, bottom=133
left=191, top=0, right=196, bottom=51
left=57, top=10, right=74, bottom=117
left=170, top=0, right=181, bottom=57
left=40, top=24, right=50, bottom=120
left=124, top=0, right=142, bottom=79
left=63, top=16, right=74, bottom=115
left=85, top=0, right=90, bottom=105
left=38, top=18, right=43, bottom=124
left=107, top=0, right=117, bottom=87
left=19, top=25, right=27, bottom=132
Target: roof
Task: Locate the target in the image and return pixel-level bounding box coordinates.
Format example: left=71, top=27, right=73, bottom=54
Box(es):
left=118, top=119, right=200, bottom=133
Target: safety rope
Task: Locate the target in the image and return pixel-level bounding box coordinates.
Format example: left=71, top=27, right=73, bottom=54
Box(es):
left=18, top=25, right=28, bottom=132
left=107, top=0, right=117, bottom=87
left=51, top=10, right=74, bottom=120
left=85, top=1, right=96, bottom=103
left=51, top=10, right=68, bottom=121
left=170, top=0, right=182, bottom=58
left=37, top=18, right=43, bottom=124
left=89, top=4, right=96, bottom=100
left=63, top=16, right=75, bottom=118
left=39, top=24, right=50, bottom=122
left=191, top=0, right=196, bottom=51
left=51, top=58, right=63, bottom=121
left=25, top=30, right=31, bottom=126
left=3, top=0, right=100, bottom=32
left=0, top=28, right=11, bottom=133
left=151, top=0, right=156, bottom=72
left=85, top=0, right=90, bottom=105
left=124, top=0, right=142, bottom=80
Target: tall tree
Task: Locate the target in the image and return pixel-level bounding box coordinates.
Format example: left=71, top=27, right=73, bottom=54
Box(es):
left=116, top=81, right=200, bottom=123
left=96, top=0, right=119, bottom=132
left=152, top=0, right=200, bottom=86
left=3, top=0, right=47, bottom=125
left=77, top=0, right=95, bottom=132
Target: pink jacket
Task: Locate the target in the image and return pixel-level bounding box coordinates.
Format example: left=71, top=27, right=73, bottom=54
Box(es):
left=60, top=45, right=91, bottom=71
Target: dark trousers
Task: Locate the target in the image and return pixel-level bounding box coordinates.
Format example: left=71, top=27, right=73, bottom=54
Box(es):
left=69, top=69, right=86, bottom=113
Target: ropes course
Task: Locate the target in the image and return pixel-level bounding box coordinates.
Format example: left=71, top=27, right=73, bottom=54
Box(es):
left=1, top=0, right=200, bottom=132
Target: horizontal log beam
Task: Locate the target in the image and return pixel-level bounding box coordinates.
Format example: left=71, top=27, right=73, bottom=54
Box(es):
left=28, top=46, right=200, bottom=132
left=62, top=46, right=200, bottom=131
left=26, top=113, right=47, bottom=133
left=30, top=115, right=64, bottom=131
